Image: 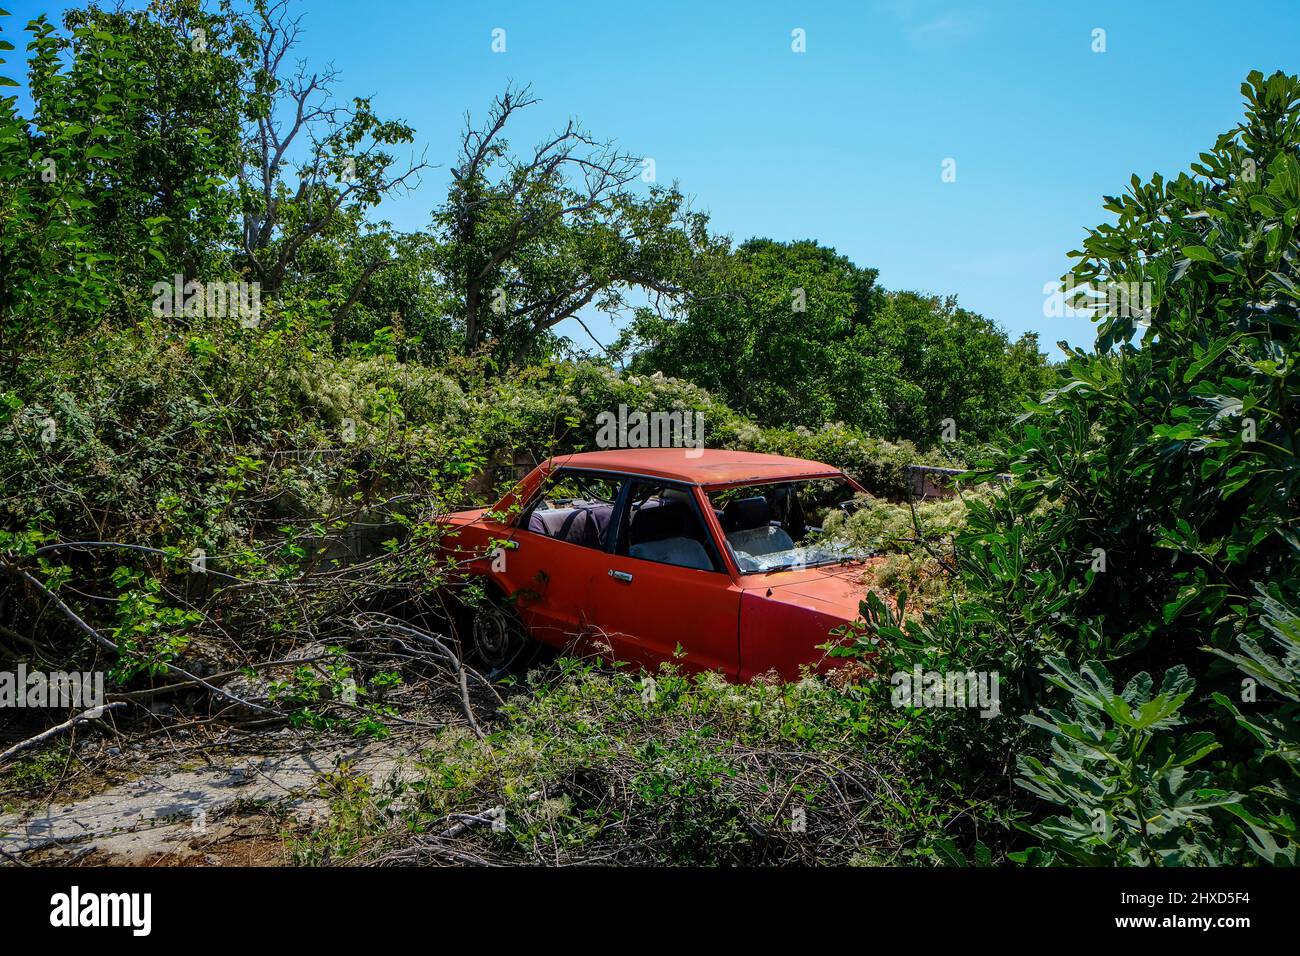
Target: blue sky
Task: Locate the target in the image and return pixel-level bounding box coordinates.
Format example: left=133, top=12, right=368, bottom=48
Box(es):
left=8, top=0, right=1299, bottom=354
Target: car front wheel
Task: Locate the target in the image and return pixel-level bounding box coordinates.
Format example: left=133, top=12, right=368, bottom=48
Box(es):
left=463, top=594, right=535, bottom=679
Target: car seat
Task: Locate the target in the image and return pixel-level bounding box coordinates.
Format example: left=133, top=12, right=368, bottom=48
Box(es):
left=721, top=495, right=795, bottom=558
left=627, top=500, right=712, bottom=570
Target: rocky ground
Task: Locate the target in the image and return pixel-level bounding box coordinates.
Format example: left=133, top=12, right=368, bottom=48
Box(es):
left=0, top=727, right=428, bottom=866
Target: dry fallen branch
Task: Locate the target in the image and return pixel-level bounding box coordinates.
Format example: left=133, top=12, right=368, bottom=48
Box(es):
left=364, top=785, right=561, bottom=867
left=351, top=612, right=501, bottom=738
left=3, top=563, right=282, bottom=719
left=0, top=701, right=127, bottom=766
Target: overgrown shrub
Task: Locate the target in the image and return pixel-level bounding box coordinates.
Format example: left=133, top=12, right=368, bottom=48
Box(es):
left=831, top=71, right=1300, bottom=867
left=294, top=659, right=1005, bottom=866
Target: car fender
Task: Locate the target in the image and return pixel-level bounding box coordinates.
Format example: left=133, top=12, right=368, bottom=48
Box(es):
left=737, top=586, right=856, bottom=682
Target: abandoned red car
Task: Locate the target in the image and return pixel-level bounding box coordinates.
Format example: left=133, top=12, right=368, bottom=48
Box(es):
left=439, top=448, right=875, bottom=681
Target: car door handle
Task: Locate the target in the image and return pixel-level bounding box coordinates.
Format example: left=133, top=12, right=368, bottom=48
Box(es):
left=608, top=569, right=633, bottom=583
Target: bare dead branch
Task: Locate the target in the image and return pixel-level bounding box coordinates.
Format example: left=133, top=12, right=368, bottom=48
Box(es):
left=0, top=702, right=126, bottom=766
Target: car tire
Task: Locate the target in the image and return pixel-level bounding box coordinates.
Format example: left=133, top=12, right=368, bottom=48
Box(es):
left=461, top=590, right=537, bottom=680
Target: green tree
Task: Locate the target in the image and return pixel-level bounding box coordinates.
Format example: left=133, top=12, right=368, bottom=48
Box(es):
left=830, top=71, right=1300, bottom=867
left=237, top=0, right=429, bottom=303
left=870, top=291, right=1054, bottom=445
left=26, top=2, right=251, bottom=312
left=627, top=237, right=1052, bottom=444
left=626, top=239, right=883, bottom=429
left=437, top=85, right=715, bottom=367
left=2, top=0, right=435, bottom=353
left=2, top=3, right=244, bottom=351
left=978, top=69, right=1300, bottom=668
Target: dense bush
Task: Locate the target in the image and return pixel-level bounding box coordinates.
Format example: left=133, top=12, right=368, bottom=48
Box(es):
left=0, top=316, right=470, bottom=684
left=0, top=307, right=947, bottom=694
left=455, top=358, right=955, bottom=497
left=833, top=70, right=1300, bottom=866
left=823, top=492, right=979, bottom=613
left=294, top=659, right=1001, bottom=866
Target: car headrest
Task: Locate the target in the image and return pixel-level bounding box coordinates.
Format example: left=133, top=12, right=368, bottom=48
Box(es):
left=629, top=500, right=688, bottom=544
left=722, top=495, right=770, bottom=533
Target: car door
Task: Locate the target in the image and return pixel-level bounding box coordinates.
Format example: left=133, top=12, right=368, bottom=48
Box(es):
left=590, top=479, right=741, bottom=679
left=500, top=470, right=620, bottom=650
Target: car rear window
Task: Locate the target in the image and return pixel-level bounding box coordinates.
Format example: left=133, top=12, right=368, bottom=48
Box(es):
left=520, top=470, right=621, bottom=550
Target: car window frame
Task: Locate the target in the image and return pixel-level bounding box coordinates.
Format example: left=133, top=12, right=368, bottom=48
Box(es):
left=611, top=476, right=727, bottom=573
left=515, top=467, right=627, bottom=553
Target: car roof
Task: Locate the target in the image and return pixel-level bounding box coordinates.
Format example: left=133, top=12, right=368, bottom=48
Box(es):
left=546, top=448, right=842, bottom=486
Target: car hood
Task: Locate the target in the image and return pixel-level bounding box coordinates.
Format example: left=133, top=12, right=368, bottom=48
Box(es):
left=740, top=562, right=874, bottom=620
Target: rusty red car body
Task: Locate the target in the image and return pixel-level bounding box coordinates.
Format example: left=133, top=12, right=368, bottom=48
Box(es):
left=438, top=448, right=874, bottom=681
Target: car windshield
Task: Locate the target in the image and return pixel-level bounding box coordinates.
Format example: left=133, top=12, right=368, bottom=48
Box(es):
left=707, top=476, right=870, bottom=573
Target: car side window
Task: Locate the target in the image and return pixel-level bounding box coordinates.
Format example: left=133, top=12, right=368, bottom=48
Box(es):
left=615, top=481, right=721, bottom=572
left=518, top=469, right=621, bottom=551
